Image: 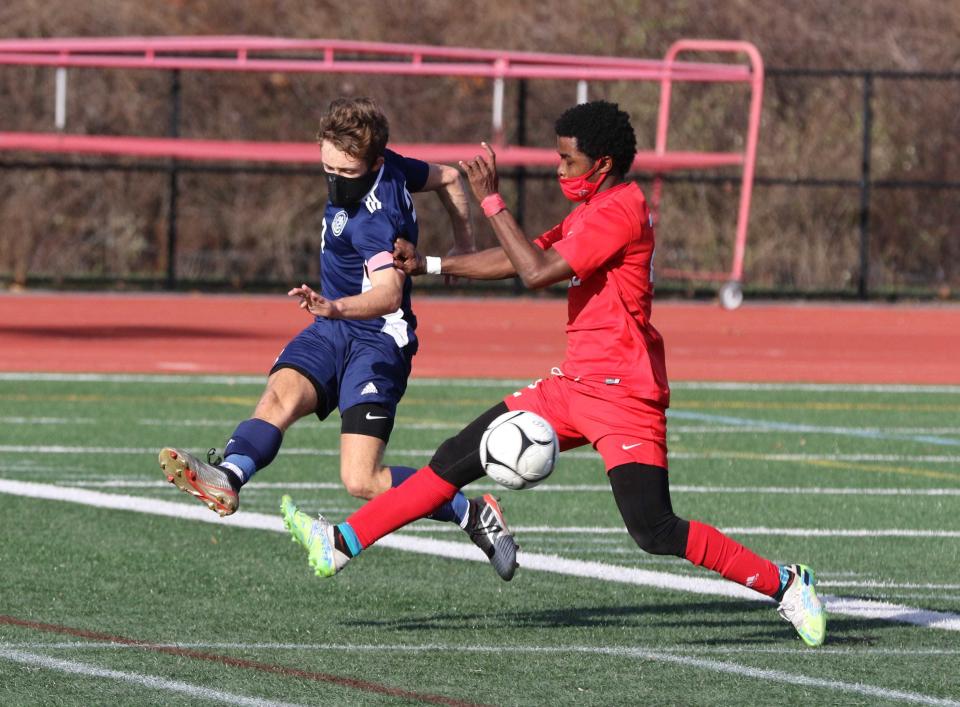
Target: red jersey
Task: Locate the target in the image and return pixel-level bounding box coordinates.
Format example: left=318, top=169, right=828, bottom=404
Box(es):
left=535, top=181, right=670, bottom=405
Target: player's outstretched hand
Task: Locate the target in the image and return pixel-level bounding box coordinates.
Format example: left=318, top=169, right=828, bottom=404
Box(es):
left=288, top=283, right=338, bottom=318
left=459, top=142, right=499, bottom=202
left=392, top=238, right=425, bottom=276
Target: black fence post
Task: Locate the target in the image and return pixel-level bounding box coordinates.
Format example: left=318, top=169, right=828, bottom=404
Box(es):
left=165, top=69, right=181, bottom=290
left=515, top=78, right=528, bottom=226
left=857, top=71, right=874, bottom=299
left=513, top=78, right=528, bottom=294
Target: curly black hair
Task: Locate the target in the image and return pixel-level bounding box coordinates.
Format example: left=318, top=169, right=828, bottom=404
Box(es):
left=554, top=100, right=637, bottom=176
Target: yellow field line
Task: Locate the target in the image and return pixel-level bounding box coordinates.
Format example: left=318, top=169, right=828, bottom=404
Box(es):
left=693, top=449, right=960, bottom=481
left=678, top=399, right=960, bottom=413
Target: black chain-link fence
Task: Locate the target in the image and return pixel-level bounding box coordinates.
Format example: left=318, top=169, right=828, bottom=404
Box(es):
left=1, top=67, right=957, bottom=300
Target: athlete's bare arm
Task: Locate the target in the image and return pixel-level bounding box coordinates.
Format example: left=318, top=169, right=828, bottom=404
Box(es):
left=288, top=265, right=404, bottom=319
left=459, top=143, right=574, bottom=289
left=394, top=238, right=516, bottom=280
left=422, top=163, right=475, bottom=256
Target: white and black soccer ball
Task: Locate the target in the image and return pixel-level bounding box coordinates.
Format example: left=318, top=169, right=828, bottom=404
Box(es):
left=480, top=410, right=558, bottom=490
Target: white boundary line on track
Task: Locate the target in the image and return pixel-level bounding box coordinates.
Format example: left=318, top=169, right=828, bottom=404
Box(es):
left=0, top=647, right=305, bottom=707
left=1, top=479, right=958, bottom=634
left=3, top=371, right=960, bottom=394
left=0, top=643, right=956, bottom=706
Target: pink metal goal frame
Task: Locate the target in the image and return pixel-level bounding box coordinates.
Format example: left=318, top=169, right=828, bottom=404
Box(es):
left=0, top=36, right=763, bottom=290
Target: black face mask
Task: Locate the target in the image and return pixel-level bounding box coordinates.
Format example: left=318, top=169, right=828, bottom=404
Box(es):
left=324, top=167, right=379, bottom=207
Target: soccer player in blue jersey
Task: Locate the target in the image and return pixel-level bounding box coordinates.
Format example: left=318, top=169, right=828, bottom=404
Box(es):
left=158, top=97, right=519, bottom=580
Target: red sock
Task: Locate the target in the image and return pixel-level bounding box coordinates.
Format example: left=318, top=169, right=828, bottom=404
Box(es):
left=347, top=467, right=459, bottom=548
left=684, top=520, right=781, bottom=597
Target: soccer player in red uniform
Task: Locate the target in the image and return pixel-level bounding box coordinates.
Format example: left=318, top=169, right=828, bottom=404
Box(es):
left=281, top=101, right=826, bottom=646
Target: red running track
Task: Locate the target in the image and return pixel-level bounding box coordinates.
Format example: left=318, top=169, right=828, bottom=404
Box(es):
left=0, top=292, right=957, bottom=384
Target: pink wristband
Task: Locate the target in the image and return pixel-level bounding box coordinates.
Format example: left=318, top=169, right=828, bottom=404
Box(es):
left=481, top=193, right=507, bottom=218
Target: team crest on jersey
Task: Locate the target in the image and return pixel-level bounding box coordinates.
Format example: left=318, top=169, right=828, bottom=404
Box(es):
left=331, top=210, right=349, bottom=237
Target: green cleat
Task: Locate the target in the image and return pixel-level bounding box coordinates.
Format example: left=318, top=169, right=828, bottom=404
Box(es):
left=280, top=495, right=350, bottom=578
left=777, top=564, right=827, bottom=647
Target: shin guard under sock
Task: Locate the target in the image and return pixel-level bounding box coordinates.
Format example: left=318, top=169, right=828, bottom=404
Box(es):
left=224, top=418, right=283, bottom=482
left=684, top=520, right=781, bottom=597
left=348, top=467, right=459, bottom=548
left=389, top=466, right=468, bottom=524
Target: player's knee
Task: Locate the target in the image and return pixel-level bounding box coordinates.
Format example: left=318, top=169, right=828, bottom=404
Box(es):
left=340, top=469, right=382, bottom=500
left=609, top=463, right=690, bottom=557
left=254, top=388, right=300, bottom=427
left=255, top=370, right=318, bottom=427
left=428, top=402, right=510, bottom=486
left=428, top=434, right=462, bottom=477
left=625, top=514, right=688, bottom=557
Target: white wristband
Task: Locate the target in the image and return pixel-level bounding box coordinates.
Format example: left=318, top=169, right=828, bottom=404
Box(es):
left=425, top=256, right=442, bottom=275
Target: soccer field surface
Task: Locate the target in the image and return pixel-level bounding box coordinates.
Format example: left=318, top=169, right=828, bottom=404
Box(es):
left=1, top=373, right=958, bottom=705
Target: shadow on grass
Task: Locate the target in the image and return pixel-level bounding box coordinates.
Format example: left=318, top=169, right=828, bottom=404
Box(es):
left=347, top=599, right=894, bottom=647
left=349, top=599, right=766, bottom=631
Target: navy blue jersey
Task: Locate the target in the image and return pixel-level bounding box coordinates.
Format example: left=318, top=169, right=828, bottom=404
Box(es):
left=318, top=149, right=429, bottom=347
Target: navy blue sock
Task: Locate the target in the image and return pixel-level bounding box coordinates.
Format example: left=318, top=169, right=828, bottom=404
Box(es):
left=390, top=466, right=468, bottom=525
left=224, top=418, right=283, bottom=483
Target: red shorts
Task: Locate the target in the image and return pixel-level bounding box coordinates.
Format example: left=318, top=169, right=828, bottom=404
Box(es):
left=504, top=373, right=668, bottom=471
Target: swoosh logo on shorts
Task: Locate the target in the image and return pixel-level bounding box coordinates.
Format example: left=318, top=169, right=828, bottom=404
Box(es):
left=621, top=442, right=643, bottom=450
left=365, top=412, right=388, bottom=420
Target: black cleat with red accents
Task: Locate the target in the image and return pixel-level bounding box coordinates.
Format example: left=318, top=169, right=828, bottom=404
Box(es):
left=465, top=494, right=519, bottom=581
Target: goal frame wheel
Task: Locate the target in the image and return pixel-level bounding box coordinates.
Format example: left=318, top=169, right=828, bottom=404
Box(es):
left=718, top=280, right=743, bottom=310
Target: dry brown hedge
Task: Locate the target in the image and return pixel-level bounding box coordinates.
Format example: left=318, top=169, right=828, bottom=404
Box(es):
left=0, top=1, right=957, bottom=296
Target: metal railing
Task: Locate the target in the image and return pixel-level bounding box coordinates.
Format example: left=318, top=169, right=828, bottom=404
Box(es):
left=0, top=36, right=762, bottom=302
left=0, top=39, right=957, bottom=299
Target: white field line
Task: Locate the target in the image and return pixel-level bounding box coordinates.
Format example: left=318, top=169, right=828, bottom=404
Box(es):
left=7, top=641, right=960, bottom=657
left=671, top=425, right=960, bottom=435
left=13, top=478, right=959, bottom=538
left=669, top=452, right=960, bottom=464
left=4, top=371, right=960, bottom=394
left=814, top=581, right=960, bottom=590
left=669, top=410, right=960, bottom=448
left=370, top=524, right=960, bottom=539
left=51, top=478, right=960, bottom=497
left=0, top=647, right=305, bottom=707
left=674, top=381, right=960, bottom=395
left=1, top=479, right=958, bottom=634
left=32, top=413, right=948, bottom=436
left=872, top=594, right=960, bottom=603
left=1, top=645, right=958, bottom=706
left=7, top=412, right=960, bottom=439
left=4, top=443, right=960, bottom=466
left=0, top=417, right=97, bottom=425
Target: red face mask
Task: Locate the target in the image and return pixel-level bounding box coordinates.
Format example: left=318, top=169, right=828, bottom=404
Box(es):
left=559, top=159, right=605, bottom=202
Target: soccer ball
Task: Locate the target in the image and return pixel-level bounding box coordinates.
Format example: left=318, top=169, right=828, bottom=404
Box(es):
left=480, top=410, right=558, bottom=490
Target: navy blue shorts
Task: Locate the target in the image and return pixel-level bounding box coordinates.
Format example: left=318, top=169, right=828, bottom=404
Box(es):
left=271, top=318, right=417, bottom=420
